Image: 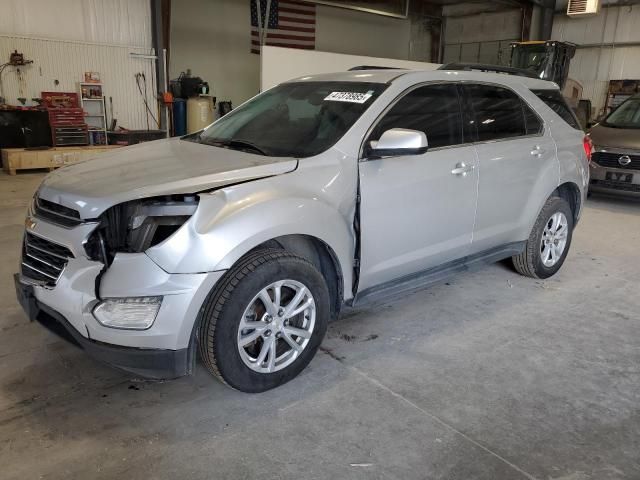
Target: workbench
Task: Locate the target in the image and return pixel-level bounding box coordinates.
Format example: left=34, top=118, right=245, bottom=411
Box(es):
left=2, top=145, right=121, bottom=175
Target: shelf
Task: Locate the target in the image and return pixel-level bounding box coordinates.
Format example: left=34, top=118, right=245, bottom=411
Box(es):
left=85, top=115, right=104, bottom=117
left=82, top=98, right=103, bottom=101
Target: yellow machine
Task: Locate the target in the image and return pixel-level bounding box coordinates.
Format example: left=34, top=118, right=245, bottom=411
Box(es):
left=510, top=40, right=591, bottom=127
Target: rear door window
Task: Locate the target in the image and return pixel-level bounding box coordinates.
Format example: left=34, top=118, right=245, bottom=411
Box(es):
left=463, top=84, right=539, bottom=142
left=532, top=89, right=581, bottom=130
left=371, top=84, right=463, bottom=149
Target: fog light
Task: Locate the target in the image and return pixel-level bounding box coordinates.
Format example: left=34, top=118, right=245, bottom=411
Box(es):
left=93, top=296, right=162, bottom=330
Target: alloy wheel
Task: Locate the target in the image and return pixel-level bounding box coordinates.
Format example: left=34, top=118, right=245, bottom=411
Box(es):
left=237, top=280, right=316, bottom=373
left=540, top=212, right=568, bottom=267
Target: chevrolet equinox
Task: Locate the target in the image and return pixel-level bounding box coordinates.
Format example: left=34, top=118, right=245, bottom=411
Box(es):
left=15, top=69, right=590, bottom=392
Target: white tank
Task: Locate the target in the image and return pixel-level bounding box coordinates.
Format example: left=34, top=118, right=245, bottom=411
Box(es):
left=187, top=95, right=215, bottom=133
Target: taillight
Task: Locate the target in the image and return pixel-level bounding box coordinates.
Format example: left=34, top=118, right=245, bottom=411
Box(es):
left=583, top=135, right=593, bottom=163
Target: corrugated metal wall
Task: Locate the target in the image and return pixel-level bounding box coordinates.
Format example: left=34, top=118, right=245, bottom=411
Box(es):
left=0, top=35, right=158, bottom=130
left=0, top=0, right=151, bottom=47
left=443, top=9, right=522, bottom=65
left=552, top=5, right=640, bottom=117
left=0, top=0, right=156, bottom=131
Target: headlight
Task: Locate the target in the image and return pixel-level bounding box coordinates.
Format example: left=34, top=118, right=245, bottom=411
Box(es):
left=93, top=296, right=163, bottom=330
left=85, top=195, right=199, bottom=264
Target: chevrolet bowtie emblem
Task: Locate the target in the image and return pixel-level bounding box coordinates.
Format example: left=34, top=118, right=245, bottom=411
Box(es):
left=25, top=217, right=37, bottom=230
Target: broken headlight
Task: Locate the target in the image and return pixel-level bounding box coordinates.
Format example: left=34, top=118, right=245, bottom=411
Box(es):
left=85, top=194, right=198, bottom=264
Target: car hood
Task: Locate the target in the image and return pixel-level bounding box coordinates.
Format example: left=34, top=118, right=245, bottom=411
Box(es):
left=589, top=123, right=640, bottom=151
left=38, top=138, right=298, bottom=219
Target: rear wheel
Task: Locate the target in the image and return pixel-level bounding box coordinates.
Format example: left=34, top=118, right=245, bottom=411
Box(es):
left=198, top=248, right=330, bottom=393
left=512, top=196, right=574, bottom=279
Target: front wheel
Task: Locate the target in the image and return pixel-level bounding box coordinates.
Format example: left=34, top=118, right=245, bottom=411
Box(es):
left=512, top=196, right=574, bottom=279
left=198, top=249, right=330, bottom=393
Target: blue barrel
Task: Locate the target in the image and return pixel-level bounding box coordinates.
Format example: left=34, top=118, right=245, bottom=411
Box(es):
left=172, top=99, right=187, bottom=136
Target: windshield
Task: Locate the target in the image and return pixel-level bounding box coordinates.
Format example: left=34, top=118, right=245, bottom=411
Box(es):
left=185, top=81, right=387, bottom=157
left=511, top=44, right=548, bottom=75
left=603, top=97, right=640, bottom=129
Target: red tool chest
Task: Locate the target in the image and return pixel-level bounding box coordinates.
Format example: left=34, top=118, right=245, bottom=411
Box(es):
left=41, top=92, right=89, bottom=146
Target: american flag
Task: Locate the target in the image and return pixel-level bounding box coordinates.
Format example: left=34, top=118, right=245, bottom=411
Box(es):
left=250, top=0, right=316, bottom=54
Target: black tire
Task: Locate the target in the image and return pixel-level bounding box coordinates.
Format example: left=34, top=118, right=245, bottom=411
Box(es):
left=512, top=196, right=574, bottom=279
left=198, top=248, right=330, bottom=393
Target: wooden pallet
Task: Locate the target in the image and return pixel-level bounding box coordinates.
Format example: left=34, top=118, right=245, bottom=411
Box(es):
left=1, top=145, right=121, bottom=175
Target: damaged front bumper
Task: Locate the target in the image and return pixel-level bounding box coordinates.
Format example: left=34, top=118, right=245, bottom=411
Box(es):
left=15, top=218, right=225, bottom=379
left=15, top=274, right=194, bottom=379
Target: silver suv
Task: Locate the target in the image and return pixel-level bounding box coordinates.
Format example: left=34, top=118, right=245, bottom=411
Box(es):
left=15, top=70, right=590, bottom=392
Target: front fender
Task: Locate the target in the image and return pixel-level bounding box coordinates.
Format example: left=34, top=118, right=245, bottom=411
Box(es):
left=146, top=185, right=355, bottom=296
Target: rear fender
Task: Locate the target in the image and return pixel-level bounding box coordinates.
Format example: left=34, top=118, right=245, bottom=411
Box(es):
left=517, top=154, right=561, bottom=240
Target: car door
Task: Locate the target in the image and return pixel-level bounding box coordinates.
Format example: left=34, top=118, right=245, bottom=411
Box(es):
left=357, top=83, right=479, bottom=292
left=461, top=83, right=556, bottom=253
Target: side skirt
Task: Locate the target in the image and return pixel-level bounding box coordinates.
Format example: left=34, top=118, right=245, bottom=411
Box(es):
left=349, top=241, right=526, bottom=308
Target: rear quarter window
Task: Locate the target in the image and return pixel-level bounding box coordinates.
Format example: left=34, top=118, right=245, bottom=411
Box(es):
left=532, top=89, right=581, bottom=130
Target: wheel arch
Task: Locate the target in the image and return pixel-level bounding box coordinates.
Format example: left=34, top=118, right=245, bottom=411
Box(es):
left=207, top=207, right=355, bottom=310
left=553, top=181, right=582, bottom=224
left=521, top=179, right=582, bottom=241
left=247, top=234, right=344, bottom=319
left=190, top=235, right=344, bottom=379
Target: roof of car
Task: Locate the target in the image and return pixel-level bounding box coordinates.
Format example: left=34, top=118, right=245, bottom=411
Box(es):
left=287, top=69, right=559, bottom=90
left=287, top=69, right=410, bottom=84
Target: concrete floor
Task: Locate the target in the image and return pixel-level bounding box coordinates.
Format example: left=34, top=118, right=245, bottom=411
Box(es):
left=1, top=171, right=639, bottom=480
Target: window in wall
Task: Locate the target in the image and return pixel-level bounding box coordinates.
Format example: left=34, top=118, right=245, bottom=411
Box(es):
left=371, top=84, right=463, bottom=149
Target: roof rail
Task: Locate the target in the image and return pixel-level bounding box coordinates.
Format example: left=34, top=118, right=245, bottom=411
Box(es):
left=438, top=62, right=540, bottom=79
left=348, top=65, right=403, bottom=71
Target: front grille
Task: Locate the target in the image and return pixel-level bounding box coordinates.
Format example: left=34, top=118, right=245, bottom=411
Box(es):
left=34, top=197, right=82, bottom=227
left=592, top=152, right=640, bottom=170
left=591, top=179, right=640, bottom=192
left=21, top=232, right=74, bottom=286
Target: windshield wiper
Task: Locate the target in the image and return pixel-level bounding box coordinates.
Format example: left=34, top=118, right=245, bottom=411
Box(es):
left=182, top=130, right=204, bottom=142
left=198, top=137, right=271, bottom=155
left=225, top=139, right=269, bottom=156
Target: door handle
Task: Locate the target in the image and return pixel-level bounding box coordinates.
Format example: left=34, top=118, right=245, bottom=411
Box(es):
left=531, top=145, right=544, bottom=157
left=451, top=162, right=475, bottom=176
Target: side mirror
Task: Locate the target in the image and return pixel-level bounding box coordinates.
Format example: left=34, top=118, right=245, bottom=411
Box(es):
left=369, top=128, right=428, bottom=157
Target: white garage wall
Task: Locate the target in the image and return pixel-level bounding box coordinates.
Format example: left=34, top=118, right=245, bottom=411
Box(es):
left=552, top=5, right=640, bottom=117
left=170, top=0, right=261, bottom=110
left=0, top=0, right=156, bottom=130
left=261, top=46, right=439, bottom=91
left=0, top=36, right=157, bottom=131
left=0, top=0, right=151, bottom=47
left=315, top=5, right=411, bottom=60
left=170, top=0, right=414, bottom=108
